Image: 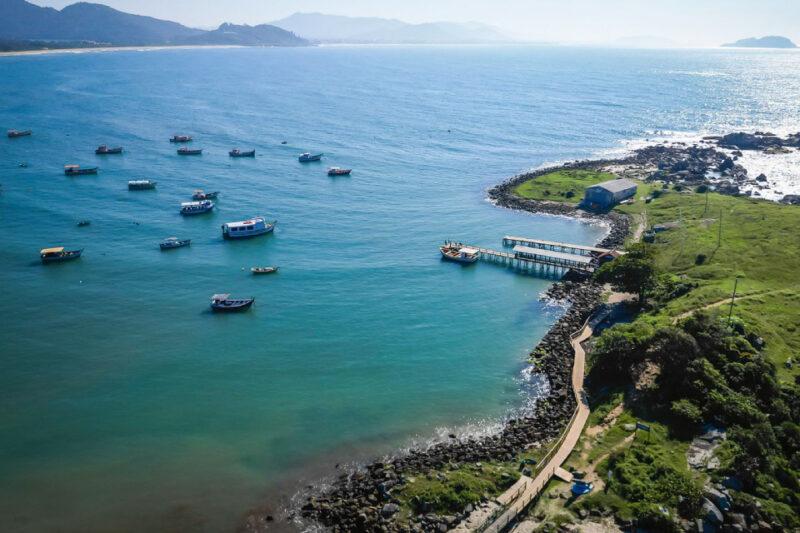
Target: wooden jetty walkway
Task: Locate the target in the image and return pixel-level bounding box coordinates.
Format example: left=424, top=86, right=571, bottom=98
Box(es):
left=462, top=244, right=596, bottom=275
left=502, top=236, right=612, bottom=256
left=463, top=321, right=594, bottom=533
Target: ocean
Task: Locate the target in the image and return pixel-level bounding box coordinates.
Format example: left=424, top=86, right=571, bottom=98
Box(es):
left=1, top=45, right=798, bottom=532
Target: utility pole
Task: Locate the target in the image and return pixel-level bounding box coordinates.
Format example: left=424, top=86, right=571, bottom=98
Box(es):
left=703, top=189, right=709, bottom=216
left=728, top=277, right=740, bottom=324
left=717, top=208, right=723, bottom=248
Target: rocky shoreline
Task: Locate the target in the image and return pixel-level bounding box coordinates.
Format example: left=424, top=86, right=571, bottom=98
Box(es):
left=281, top=177, right=631, bottom=533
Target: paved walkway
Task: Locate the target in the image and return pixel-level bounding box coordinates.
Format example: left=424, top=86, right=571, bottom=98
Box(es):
left=479, top=323, right=593, bottom=533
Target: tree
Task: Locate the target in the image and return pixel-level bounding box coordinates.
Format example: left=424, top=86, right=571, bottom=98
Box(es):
left=595, top=243, right=656, bottom=304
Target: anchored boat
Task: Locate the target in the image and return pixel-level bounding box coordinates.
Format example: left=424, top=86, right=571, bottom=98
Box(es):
left=77, top=220, right=91, bottom=227
left=128, top=180, right=157, bottom=190
left=229, top=149, right=256, bottom=157
left=180, top=200, right=214, bottom=215
left=8, top=129, right=32, bottom=138
left=177, top=147, right=202, bottom=156
left=221, top=216, right=275, bottom=239
left=192, top=190, right=219, bottom=200
left=327, top=167, right=352, bottom=176
left=95, top=145, right=123, bottom=155
left=64, top=165, right=98, bottom=176
left=160, top=237, right=191, bottom=250
left=299, top=152, right=323, bottom=162
left=170, top=135, right=192, bottom=143
left=439, top=242, right=480, bottom=264
left=210, top=294, right=254, bottom=312
left=40, top=247, right=83, bottom=263
left=251, top=266, right=278, bottom=275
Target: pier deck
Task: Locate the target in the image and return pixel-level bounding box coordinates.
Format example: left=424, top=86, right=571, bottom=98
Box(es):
left=502, top=235, right=612, bottom=256
left=463, top=244, right=595, bottom=275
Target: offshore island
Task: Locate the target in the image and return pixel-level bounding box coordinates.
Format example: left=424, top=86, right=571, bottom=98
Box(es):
left=251, top=131, right=800, bottom=533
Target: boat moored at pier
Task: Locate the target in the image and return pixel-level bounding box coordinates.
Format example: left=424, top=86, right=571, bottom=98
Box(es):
left=128, top=180, right=157, bottom=190
left=177, top=147, right=203, bottom=155
left=192, top=190, right=219, bottom=200
left=327, top=167, right=352, bottom=176
left=221, top=216, right=275, bottom=239
left=210, top=294, right=254, bottom=312
left=95, top=145, right=123, bottom=154
left=299, top=152, right=323, bottom=162
left=170, top=135, right=192, bottom=143
left=8, top=129, right=32, bottom=138
left=40, top=247, right=83, bottom=263
left=64, top=165, right=98, bottom=176
left=439, top=241, right=480, bottom=264
left=180, top=200, right=214, bottom=215
left=160, top=237, right=191, bottom=250
left=229, top=149, right=256, bottom=157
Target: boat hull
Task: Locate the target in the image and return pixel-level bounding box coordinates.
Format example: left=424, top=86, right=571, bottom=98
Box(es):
left=230, top=150, right=256, bottom=157
left=177, top=149, right=202, bottom=155
left=41, top=250, right=83, bottom=263
left=8, top=130, right=32, bottom=138
left=211, top=299, right=254, bottom=312
left=65, top=168, right=98, bottom=176
left=160, top=240, right=191, bottom=250
left=222, top=225, right=274, bottom=239
left=96, top=147, right=123, bottom=154
left=440, top=248, right=479, bottom=264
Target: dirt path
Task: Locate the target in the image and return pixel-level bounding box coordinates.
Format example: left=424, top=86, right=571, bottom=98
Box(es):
left=673, top=287, right=795, bottom=321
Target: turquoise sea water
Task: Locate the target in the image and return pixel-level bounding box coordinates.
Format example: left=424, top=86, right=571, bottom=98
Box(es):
left=1, top=46, right=799, bottom=532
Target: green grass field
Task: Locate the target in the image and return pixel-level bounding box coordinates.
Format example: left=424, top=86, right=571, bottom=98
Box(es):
left=512, top=169, right=617, bottom=204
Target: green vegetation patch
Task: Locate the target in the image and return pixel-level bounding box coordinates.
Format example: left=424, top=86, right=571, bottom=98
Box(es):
left=512, top=169, right=617, bottom=204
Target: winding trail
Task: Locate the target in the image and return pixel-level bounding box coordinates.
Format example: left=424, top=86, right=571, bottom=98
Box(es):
left=478, top=322, right=593, bottom=533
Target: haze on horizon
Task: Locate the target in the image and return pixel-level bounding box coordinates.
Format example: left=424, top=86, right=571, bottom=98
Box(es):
left=29, top=0, right=800, bottom=47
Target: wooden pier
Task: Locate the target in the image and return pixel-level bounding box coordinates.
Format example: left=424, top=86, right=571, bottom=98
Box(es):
left=462, top=244, right=596, bottom=275
left=502, top=235, right=612, bottom=257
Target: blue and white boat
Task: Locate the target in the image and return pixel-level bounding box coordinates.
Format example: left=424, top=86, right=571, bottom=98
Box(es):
left=299, top=152, right=323, bottom=162
left=221, top=216, right=275, bottom=239
left=180, top=200, right=214, bottom=215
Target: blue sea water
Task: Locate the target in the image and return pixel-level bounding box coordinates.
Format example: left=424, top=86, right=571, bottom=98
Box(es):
left=1, top=45, right=799, bottom=532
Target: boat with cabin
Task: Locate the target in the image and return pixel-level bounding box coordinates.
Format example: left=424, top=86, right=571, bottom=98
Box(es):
left=192, top=190, right=219, bottom=200
left=40, top=247, right=83, bottom=263
left=160, top=237, right=191, bottom=250
left=95, top=145, right=123, bottom=155
left=299, top=152, right=323, bottom=162
left=177, top=147, right=202, bottom=155
left=180, top=200, right=214, bottom=215
left=64, top=165, right=98, bottom=176
left=170, top=135, right=192, bottom=143
left=439, top=241, right=480, bottom=264
left=327, top=167, right=352, bottom=176
left=251, top=266, right=278, bottom=275
left=229, top=149, right=256, bottom=157
left=8, top=129, right=32, bottom=138
left=128, top=180, right=157, bottom=190
left=210, top=294, right=255, bottom=312
left=221, top=216, right=275, bottom=239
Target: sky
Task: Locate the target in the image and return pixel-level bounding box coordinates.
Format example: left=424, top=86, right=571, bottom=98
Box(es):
left=32, top=0, right=800, bottom=47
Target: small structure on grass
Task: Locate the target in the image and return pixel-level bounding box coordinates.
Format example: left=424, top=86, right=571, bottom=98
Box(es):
left=582, top=178, right=638, bottom=210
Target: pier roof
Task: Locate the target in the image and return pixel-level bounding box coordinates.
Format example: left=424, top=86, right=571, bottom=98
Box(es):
left=513, top=245, right=593, bottom=264
left=504, top=236, right=610, bottom=254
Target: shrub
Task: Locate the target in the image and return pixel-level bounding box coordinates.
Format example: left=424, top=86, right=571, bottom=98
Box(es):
left=695, top=253, right=706, bottom=265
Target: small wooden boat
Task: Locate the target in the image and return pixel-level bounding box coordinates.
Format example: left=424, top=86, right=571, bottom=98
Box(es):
left=328, top=167, right=352, bottom=176
left=170, top=135, right=192, bottom=143
left=8, top=129, right=32, bottom=138
left=192, top=189, right=219, bottom=200
left=210, top=294, right=255, bottom=312
left=229, top=149, right=256, bottom=157
left=439, top=242, right=480, bottom=264
left=95, top=145, right=123, bottom=154
left=128, top=180, right=157, bottom=190
left=177, top=147, right=203, bottom=155
left=299, top=152, right=323, bottom=162
left=180, top=200, right=214, bottom=215
left=64, top=165, right=98, bottom=176
left=251, top=266, right=278, bottom=275
left=160, top=237, right=191, bottom=250
left=40, top=247, right=83, bottom=263
left=77, top=220, right=91, bottom=227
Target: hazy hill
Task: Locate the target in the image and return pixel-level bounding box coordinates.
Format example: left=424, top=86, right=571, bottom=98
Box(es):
left=722, top=36, right=797, bottom=49
left=179, top=23, right=308, bottom=47
left=0, top=0, right=309, bottom=49
left=271, top=12, right=511, bottom=44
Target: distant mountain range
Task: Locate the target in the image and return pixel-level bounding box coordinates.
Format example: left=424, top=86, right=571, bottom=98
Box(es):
left=270, top=12, right=512, bottom=44
left=0, top=0, right=308, bottom=50
left=722, top=36, right=797, bottom=49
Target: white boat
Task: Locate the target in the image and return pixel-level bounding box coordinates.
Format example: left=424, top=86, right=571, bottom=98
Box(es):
left=180, top=200, right=214, bottom=215
left=439, top=242, right=480, bottom=264
left=221, top=216, right=276, bottom=239
left=160, top=237, right=191, bottom=250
